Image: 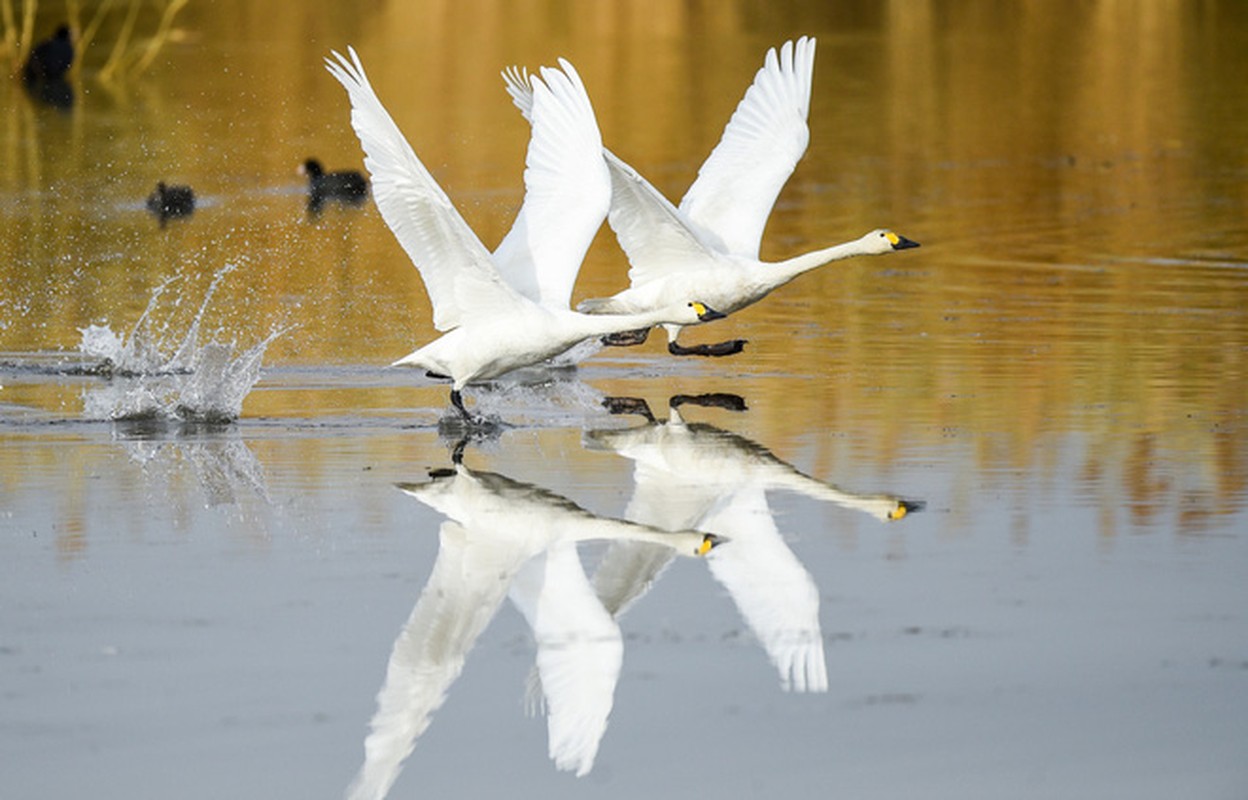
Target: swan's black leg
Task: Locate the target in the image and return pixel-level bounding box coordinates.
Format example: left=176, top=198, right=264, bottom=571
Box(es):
left=450, top=389, right=472, bottom=422
left=670, top=393, right=748, bottom=412
left=668, top=339, right=747, bottom=357
left=601, top=327, right=651, bottom=347
left=450, top=438, right=468, bottom=464
left=602, top=396, right=656, bottom=422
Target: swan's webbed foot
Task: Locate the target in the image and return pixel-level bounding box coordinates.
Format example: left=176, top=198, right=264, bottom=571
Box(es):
left=601, top=327, right=651, bottom=347
left=670, top=392, right=748, bottom=412
left=602, top=396, right=656, bottom=422
left=667, top=338, right=747, bottom=357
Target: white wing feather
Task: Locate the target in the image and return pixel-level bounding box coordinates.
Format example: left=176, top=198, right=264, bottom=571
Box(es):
left=503, top=63, right=720, bottom=292
left=493, top=60, right=610, bottom=310
left=700, top=487, right=828, bottom=693
left=679, top=37, right=817, bottom=259
left=602, top=151, right=721, bottom=288
left=325, top=48, right=519, bottom=332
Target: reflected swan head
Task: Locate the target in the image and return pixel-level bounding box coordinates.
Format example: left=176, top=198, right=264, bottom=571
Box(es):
left=888, top=499, right=927, bottom=521
left=698, top=532, right=725, bottom=556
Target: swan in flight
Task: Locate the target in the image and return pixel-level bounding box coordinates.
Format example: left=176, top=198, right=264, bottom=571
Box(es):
left=504, top=37, right=919, bottom=357
left=345, top=460, right=720, bottom=800
left=584, top=395, right=921, bottom=691
left=326, top=49, right=724, bottom=424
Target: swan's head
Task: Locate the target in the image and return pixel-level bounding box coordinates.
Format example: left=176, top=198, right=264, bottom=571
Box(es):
left=888, top=499, right=926, bottom=521
left=696, top=533, right=725, bottom=556
left=862, top=229, right=920, bottom=254
left=688, top=301, right=726, bottom=323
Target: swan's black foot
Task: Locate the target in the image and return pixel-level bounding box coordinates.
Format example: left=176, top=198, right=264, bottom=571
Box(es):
left=602, top=396, right=656, bottom=422
left=601, top=328, right=651, bottom=347
left=667, top=339, right=747, bottom=357
left=670, top=392, right=748, bottom=412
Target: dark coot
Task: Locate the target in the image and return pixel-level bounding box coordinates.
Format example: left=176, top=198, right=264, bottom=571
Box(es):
left=146, top=182, right=196, bottom=226
left=300, top=158, right=368, bottom=213
left=23, top=25, right=75, bottom=83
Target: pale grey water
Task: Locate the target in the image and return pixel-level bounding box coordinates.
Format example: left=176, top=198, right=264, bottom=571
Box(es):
left=4, top=1, right=1248, bottom=798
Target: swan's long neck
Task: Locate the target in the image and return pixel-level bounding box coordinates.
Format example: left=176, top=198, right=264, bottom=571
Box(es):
left=571, top=305, right=697, bottom=339
left=772, top=239, right=874, bottom=285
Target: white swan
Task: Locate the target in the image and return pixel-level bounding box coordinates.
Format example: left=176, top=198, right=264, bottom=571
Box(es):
left=504, top=37, right=919, bottom=357
left=345, top=461, right=720, bottom=800
left=325, top=49, right=724, bottom=423
left=584, top=397, right=921, bottom=691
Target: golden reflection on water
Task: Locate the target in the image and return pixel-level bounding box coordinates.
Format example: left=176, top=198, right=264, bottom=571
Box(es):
left=2, top=0, right=1246, bottom=535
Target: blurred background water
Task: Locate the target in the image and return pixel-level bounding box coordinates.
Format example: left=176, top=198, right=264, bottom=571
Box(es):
left=2, top=2, right=1247, bottom=799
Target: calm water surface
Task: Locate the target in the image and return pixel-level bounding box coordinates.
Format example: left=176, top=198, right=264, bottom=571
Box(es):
left=2, top=2, right=1247, bottom=799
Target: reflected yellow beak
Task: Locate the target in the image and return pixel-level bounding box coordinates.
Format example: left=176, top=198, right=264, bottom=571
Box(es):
left=889, top=504, right=908, bottom=521
left=697, top=533, right=722, bottom=555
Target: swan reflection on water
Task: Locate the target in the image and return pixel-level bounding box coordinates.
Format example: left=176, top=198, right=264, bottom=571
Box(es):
left=346, top=458, right=719, bottom=800
left=585, top=393, right=923, bottom=693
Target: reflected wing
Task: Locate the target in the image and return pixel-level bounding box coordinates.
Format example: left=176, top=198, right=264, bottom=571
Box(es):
left=326, top=48, right=518, bottom=332
left=700, top=487, right=828, bottom=693
left=346, top=521, right=516, bottom=800
left=493, top=60, right=610, bottom=310
left=679, top=37, right=816, bottom=259
left=509, top=542, right=622, bottom=777
left=589, top=540, right=678, bottom=617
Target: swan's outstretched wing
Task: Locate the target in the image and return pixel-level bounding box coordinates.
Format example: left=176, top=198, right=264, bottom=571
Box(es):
left=678, top=37, right=817, bottom=259
left=509, top=542, right=622, bottom=777
left=493, top=60, right=610, bottom=310
left=700, top=486, right=828, bottom=693
left=602, top=152, right=722, bottom=289
left=503, top=60, right=720, bottom=293
left=326, top=48, right=517, bottom=333
left=346, top=521, right=517, bottom=800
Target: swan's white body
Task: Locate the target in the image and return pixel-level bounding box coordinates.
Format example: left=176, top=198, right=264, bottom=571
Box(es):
left=325, top=49, right=720, bottom=415
left=504, top=37, right=918, bottom=354
left=585, top=402, right=918, bottom=691
left=345, top=463, right=718, bottom=799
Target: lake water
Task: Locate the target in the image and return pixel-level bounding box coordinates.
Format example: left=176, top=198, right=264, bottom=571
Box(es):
left=2, top=2, right=1247, bottom=799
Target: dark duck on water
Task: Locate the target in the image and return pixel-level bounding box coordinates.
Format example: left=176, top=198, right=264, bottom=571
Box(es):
left=146, top=182, right=196, bottom=226
left=21, top=24, right=75, bottom=108
left=300, top=158, right=368, bottom=213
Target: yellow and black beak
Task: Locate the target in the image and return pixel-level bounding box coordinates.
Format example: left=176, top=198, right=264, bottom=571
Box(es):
left=888, top=499, right=926, bottom=520
left=887, top=232, right=921, bottom=250
left=697, top=533, right=725, bottom=555
left=691, top=302, right=727, bottom=322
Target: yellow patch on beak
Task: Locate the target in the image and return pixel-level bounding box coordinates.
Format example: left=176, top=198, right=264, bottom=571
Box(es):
left=691, top=302, right=708, bottom=316
left=698, top=535, right=715, bottom=556
left=889, top=504, right=908, bottom=521
left=885, top=231, right=900, bottom=246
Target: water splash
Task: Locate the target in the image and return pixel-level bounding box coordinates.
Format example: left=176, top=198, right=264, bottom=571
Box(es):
left=79, top=264, right=290, bottom=423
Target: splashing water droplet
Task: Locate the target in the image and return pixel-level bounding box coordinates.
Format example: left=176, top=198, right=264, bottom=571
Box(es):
left=78, top=265, right=292, bottom=423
